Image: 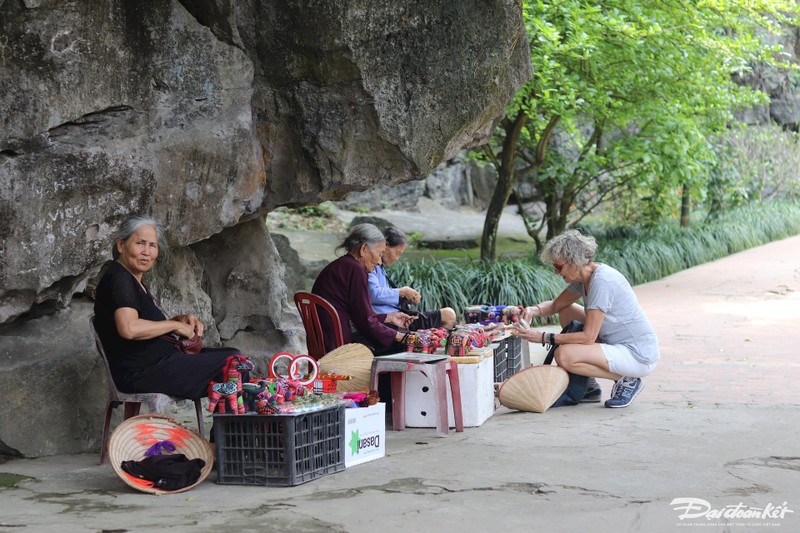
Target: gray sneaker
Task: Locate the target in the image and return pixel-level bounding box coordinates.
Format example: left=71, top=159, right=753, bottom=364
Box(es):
left=604, top=377, right=643, bottom=408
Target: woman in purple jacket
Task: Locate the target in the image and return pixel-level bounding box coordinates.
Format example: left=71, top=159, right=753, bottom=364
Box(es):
left=312, top=223, right=416, bottom=355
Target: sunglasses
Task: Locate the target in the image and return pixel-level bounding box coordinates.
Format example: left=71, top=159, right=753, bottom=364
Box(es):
left=553, top=262, right=568, bottom=273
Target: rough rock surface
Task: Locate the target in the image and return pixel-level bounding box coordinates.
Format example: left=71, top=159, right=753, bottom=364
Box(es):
left=734, top=27, right=800, bottom=130
left=336, top=152, right=501, bottom=212
left=0, top=0, right=530, bottom=456
left=343, top=25, right=800, bottom=217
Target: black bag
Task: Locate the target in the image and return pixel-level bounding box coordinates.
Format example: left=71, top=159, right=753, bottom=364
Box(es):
left=387, top=268, right=419, bottom=316
left=121, top=454, right=205, bottom=491
left=398, top=296, right=419, bottom=316
left=544, top=320, right=590, bottom=408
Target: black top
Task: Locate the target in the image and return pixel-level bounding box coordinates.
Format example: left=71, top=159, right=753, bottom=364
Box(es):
left=93, top=262, right=175, bottom=379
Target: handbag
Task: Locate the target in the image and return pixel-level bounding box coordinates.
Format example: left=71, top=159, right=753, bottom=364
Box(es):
left=161, top=333, right=203, bottom=355
left=544, top=320, right=590, bottom=407
left=398, top=296, right=419, bottom=316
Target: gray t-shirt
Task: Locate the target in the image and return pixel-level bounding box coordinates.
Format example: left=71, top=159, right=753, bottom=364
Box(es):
left=567, top=264, right=660, bottom=364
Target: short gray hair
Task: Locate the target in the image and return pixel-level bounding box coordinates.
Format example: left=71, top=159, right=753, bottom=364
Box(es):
left=540, top=229, right=597, bottom=267
left=111, top=215, right=167, bottom=259
left=337, top=223, right=385, bottom=254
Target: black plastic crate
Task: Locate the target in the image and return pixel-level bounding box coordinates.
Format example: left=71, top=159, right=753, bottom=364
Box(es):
left=213, top=404, right=345, bottom=486
left=506, top=335, right=523, bottom=378
left=493, top=337, right=509, bottom=383
left=494, top=336, right=523, bottom=383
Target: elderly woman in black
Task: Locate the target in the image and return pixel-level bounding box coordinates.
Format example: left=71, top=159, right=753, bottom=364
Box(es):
left=93, top=215, right=241, bottom=399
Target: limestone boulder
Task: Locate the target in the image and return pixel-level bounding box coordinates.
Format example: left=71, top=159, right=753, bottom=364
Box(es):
left=335, top=151, right=501, bottom=213
left=144, top=246, right=222, bottom=347
left=0, top=0, right=530, bottom=456
left=769, top=95, right=800, bottom=128
left=0, top=301, right=105, bottom=458
left=190, top=217, right=307, bottom=375
left=236, top=0, right=530, bottom=206
left=0, top=0, right=262, bottom=325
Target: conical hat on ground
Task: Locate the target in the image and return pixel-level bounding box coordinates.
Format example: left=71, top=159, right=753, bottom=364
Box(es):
left=108, top=414, right=213, bottom=495
left=318, top=343, right=374, bottom=392
left=498, top=365, right=569, bottom=413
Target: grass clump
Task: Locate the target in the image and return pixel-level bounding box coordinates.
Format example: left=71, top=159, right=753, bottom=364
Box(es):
left=0, top=472, right=31, bottom=488
left=599, top=200, right=800, bottom=285
left=390, top=200, right=800, bottom=310
left=388, top=258, right=563, bottom=325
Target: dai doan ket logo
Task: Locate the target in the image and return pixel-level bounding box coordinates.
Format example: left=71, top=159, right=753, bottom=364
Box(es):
left=348, top=429, right=380, bottom=456
left=671, top=498, right=793, bottom=523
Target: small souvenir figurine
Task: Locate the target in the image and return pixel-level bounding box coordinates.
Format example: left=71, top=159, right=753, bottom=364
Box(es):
left=463, top=305, right=482, bottom=324
left=502, top=305, right=524, bottom=325
left=256, top=384, right=281, bottom=413
left=208, top=381, right=239, bottom=414
left=405, top=328, right=447, bottom=353
left=242, top=380, right=268, bottom=412
left=479, top=304, right=505, bottom=324
left=446, top=329, right=474, bottom=357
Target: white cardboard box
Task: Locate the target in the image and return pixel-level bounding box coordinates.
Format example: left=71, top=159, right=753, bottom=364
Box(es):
left=344, top=403, right=386, bottom=468
left=403, top=352, right=495, bottom=428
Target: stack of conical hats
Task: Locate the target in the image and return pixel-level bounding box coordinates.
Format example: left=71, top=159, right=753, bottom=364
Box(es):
left=318, top=343, right=374, bottom=392
left=498, top=365, right=569, bottom=413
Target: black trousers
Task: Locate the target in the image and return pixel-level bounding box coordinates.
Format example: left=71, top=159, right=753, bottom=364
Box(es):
left=122, top=347, right=241, bottom=399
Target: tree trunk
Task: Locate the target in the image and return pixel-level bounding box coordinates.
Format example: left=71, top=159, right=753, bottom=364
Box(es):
left=480, top=112, right=560, bottom=260
left=480, top=111, right=529, bottom=260
left=480, top=164, right=516, bottom=260
left=464, top=162, right=474, bottom=208
left=680, top=183, right=690, bottom=228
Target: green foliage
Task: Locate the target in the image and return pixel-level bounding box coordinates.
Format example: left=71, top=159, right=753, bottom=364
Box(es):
left=481, top=0, right=800, bottom=255
left=598, top=200, right=800, bottom=285
left=388, top=259, right=473, bottom=313
left=293, top=202, right=335, bottom=218
left=465, top=260, right=565, bottom=313
left=707, top=124, right=800, bottom=218
left=391, top=201, right=800, bottom=312
left=390, top=257, right=566, bottom=324
left=389, top=258, right=565, bottom=325
left=405, top=231, right=424, bottom=247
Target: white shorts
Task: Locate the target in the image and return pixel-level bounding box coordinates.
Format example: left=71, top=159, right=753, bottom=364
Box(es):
left=601, top=344, right=657, bottom=378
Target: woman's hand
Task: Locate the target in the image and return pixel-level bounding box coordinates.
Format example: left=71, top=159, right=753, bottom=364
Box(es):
left=510, top=327, right=546, bottom=344
left=399, top=286, right=421, bottom=304
left=172, top=314, right=205, bottom=337
left=170, top=320, right=196, bottom=339
left=385, top=311, right=416, bottom=329
left=114, top=307, right=200, bottom=341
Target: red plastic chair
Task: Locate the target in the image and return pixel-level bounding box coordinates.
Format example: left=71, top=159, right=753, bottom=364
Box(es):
left=294, top=292, right=345, bottom=360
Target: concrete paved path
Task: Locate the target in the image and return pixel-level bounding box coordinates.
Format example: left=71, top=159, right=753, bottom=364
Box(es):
left=638, top=234, right=800, bottom=406
left=1, top=236, right=799, bottom=533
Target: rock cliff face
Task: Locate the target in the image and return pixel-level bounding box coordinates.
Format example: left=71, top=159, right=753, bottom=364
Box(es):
left=0, top=0, right=530, bottom=456
left=733, top=26, right=800, bottom=129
